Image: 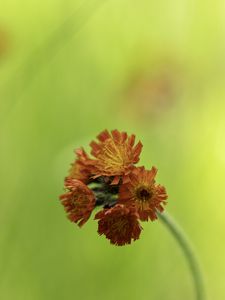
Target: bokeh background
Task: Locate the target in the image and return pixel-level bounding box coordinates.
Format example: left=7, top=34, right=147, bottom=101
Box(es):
left=1, top=0, right=225, bottom=299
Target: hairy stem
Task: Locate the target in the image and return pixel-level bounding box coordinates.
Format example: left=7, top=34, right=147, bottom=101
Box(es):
left=158, top=212, right=206, bottom=300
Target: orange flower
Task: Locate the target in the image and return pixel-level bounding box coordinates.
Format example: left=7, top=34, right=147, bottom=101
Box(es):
left=69, top=148, right=95, bottom=183
left=60, top=178, right=96, bottom=227
left=95, top=204, right=142, bottom=246
left=90, top=129, right=143, bottom=184
left=119, top=166, right=167, bottom=221
left=59, top=129, right=169, bottom=246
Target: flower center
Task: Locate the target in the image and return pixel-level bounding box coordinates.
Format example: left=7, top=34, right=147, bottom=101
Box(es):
left=97, top=140, right=132, bottom=173
left=136, top=187, right=152, bottom=201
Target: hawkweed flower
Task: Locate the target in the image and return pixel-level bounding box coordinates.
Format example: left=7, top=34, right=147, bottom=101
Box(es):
left=59, top=129, right=167, bottom=245
left=90, top=129, right=143, bottom=184
left=119, top=166, right=168, bottom=221
left=69, top=148, right=94, bottom=183
left=60, top=178, right=96, bottom=227
left=95, top=204, right=142, bottom=246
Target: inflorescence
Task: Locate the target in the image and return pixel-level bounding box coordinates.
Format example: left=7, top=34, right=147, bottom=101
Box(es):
left=59, top=130, right=168, bottom=246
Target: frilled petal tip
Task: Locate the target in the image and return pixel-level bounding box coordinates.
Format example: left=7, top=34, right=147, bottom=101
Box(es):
left=60, top=178, right=96, bottom=227
left=89, top=129, right=143, bottom=180
left=69, top=148, right=96, bottom=183
left=119, top=166, right=168, bottom=221
left=95, top=204, right=142, bottom=246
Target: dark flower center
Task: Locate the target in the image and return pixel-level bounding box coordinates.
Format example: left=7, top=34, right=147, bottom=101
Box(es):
left=136, top=187, right=152, bottom=201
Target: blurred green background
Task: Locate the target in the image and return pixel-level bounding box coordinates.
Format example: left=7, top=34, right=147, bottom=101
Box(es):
left=1, top=0, right=225, bottom=299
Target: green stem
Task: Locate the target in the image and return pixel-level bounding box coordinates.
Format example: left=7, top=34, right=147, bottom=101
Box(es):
left=158, top=212, right=206, bottom=300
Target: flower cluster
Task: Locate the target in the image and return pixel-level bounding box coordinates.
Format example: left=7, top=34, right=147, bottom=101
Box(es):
left=59, top=130, right=168, bottom=246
